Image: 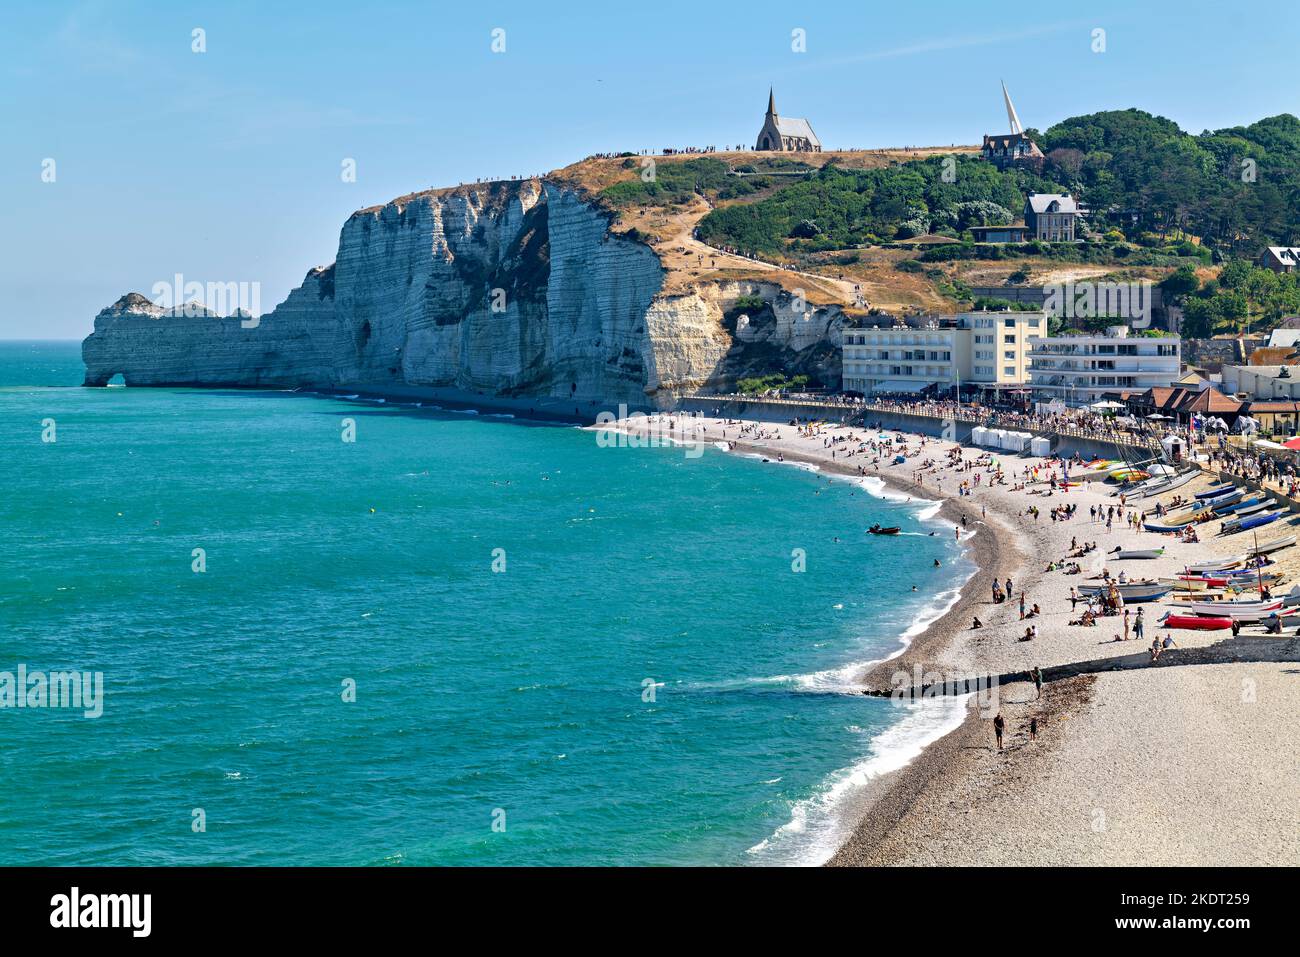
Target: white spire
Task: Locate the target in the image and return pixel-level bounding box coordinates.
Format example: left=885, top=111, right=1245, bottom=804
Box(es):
left=1002, top=80, right=1023, bottom=135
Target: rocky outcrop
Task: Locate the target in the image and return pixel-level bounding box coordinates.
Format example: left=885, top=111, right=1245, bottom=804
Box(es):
left=83, top=179, right=844, bottom=407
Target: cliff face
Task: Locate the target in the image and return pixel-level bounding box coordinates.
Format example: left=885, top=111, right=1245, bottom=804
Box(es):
left=83, top=180, right=843, bottom=407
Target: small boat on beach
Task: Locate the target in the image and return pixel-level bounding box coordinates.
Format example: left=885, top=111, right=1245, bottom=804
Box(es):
left=1248, top=535, right=1296, bottom=557
left=1125, top=470, right=1199, bottom=499
left=1161, top=578, right=1216, bottom=591
left=1215, top=495, right=1265, bottom=515
left=1144, top=512, right=1210, bottom=532
left=1110, top=547, right=1165, bottom=560
left=1226, top=510, right=1284, bottom=535
left=1162, top=614, right=1234, bottom=631
left=1076, top=581, right=1171, bottom=602
left=1171, top=572, right=1280, bottom=588
left=1108, top=468, right=1150, bottom=483
left=1186, top=555, right=1246, bottom=573
left=1196, top=482, right=1237, bottom=500
left=1178, top=601, right=1282, bottom=621
left=1203, top=489, right=1245, bottom=510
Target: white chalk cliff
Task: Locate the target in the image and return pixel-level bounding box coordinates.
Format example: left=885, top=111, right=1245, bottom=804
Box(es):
left=83, top=179, right=843, bottom=408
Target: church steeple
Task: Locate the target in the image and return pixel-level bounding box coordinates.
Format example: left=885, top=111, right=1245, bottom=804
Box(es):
left=767, top=87, right=776, bottom=117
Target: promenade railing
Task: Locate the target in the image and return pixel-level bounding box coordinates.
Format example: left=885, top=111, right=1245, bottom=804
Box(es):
left=683, top=393, right=1165, bottom=453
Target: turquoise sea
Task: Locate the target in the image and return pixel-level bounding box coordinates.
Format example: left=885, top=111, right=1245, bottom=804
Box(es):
left=0, top=341, right=970, bottom=866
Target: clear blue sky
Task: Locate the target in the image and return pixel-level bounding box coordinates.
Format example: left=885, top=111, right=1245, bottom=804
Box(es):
left=4, top=0, right=1298, bottom=339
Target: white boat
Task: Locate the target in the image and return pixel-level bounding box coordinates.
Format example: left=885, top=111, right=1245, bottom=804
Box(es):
left=1222, top=501, right=1271, bottom=522
left=1160, top=578, right=1215, bottom=591
left=1185, top=555, right=1246, bottom=573
left=1200, top=489, right=1245, bottom=509
left=1076, top=581, right=1171, bottom=602
left=1179, top=599, right=1283, bottom=620
left=1125, top=470, right=1200, bottom=500
left=1111, top=547, right=1165, bottom=560
left=1248, top=535, right=1296, bottom=557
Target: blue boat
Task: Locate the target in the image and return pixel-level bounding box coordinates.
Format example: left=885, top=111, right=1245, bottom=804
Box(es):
left=1196, top=483, right=1236, bottom=500
left=1215, top=495, right=1264, bottom=515
left=1204, top=490, right=1245, bottom=511
left=1144, top=511, right=1210, bottom=532
left=1236, top=511, right=1284, bottom=533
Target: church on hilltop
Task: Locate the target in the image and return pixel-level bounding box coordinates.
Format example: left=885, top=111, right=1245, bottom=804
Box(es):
left=981, top=81, right=1044, bottom=169
left=754, top=89, right=821, bottom=152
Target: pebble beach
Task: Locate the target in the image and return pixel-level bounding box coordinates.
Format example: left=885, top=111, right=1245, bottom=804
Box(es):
left=600, top=411, right=1300, bottom=867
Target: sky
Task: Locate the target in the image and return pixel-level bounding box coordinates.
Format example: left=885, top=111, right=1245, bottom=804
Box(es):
left=3, top=0, right=1299, bottom=340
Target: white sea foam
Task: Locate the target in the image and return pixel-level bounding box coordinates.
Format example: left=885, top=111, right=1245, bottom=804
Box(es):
left=746, top=694, right=969, bottom=865
left=713, top=452, right=977, bottom=865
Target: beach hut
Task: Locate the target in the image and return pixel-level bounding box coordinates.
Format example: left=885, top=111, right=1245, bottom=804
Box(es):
left=1005, top=432, right=1030, bottom=453
left=1030, top=436, right=1052, bottom=457
left=971, top=426, right=988, bottom=446
left=988, top=429, right=1007, bottom=449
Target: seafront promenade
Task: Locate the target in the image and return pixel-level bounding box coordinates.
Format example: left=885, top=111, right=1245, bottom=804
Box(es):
left=681, top=393, right=1165, bottom=456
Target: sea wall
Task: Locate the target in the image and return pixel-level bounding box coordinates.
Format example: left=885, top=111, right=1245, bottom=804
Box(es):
left=82, top=180, right=845, bottom=409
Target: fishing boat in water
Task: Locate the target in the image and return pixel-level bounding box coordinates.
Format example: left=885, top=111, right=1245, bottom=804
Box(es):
left=867, top=524, right=900, bottom=535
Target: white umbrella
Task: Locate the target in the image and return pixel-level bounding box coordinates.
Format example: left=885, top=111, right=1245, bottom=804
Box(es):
left=1147, top=413, right=1171, bottom=420
left=1090, top=400, right=1126, bottom=410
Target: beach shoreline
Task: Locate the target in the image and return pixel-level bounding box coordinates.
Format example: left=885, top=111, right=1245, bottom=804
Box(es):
left=598, top=411, right=1300, bottom=867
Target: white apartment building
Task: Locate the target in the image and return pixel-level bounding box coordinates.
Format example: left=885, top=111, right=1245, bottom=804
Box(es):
left=1027, top=325, right=1181, bottom=406
left=841, top=311, right=1042, bottom=394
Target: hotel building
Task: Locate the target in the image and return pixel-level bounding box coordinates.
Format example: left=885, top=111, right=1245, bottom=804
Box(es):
left=1027, top=326, right=1181, bottom=407
left=841, top=311, right=1043, bottom=395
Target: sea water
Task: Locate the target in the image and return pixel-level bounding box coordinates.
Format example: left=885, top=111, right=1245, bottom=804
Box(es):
left=0, top=341, right=971, bottom=865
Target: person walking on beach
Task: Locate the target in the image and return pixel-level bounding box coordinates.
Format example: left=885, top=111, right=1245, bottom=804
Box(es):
left=1134, top=608, right=1144, bottom=642
left=1019, top=592, right=1026, bottom=619
left=1029, top=716, right=1038, bottom=741
left=1069, top=586, right=1078, bottom=611
left=1005, top=577, right=1013, bottom=598
left=993, top=712, right=1005, bottom=751
left=1123, top=608, right=1130, bottom=642
left=1030, top=665, right=1042, bottom=699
